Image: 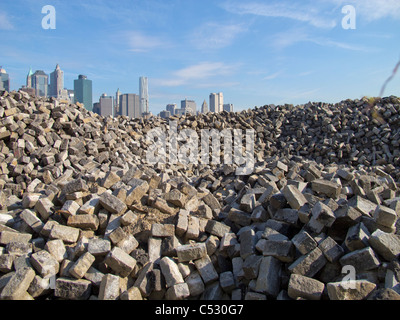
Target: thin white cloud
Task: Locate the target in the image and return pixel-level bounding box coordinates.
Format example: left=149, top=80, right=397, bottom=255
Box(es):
left=154, top=62, right=237, bottom=87
left=191, top=22, right=247, bottom=50
left=263, top=71, right=283, bottom=81
left=0, top=11, right=14, bottom=30
left=222, top=1, right=337, bottom=29
left=270, top=28, right=372, bottom=52
left=124, top=31, right=168, bottom=53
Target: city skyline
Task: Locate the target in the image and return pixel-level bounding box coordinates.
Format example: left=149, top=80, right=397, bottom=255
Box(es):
left=1, top=1, right=400, bottom=115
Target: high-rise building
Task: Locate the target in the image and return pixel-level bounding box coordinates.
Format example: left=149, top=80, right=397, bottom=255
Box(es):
left=159, top=110, right=171, bottom=119
left=223, top=103, right=234, bottom=112
left=139, top=77, right=149, bottom=115
left=201, top=100, right=208, bottom=114
left=209, top=92, right=223, bottom=113
left=50, top=64, right=64, bottom=98
left=93, top=93, right=114, bottom=117
left=119, top=93, right=141, bottom=118
left=0, top=67, right=10, bottom=92
left=166, top=104, right=177, bottom=115
left=31, top=70, right=49, bottom=97
left=74, top=75, right=93, bottom=111
left=115, top=88, right=121, bottom=115
left=181, top=99, right=197, bottom=115
left=26, top=67, right=33, bottom=88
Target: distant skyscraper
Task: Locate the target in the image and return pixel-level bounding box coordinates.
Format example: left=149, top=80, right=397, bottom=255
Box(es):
left=201, top=100, right=208, bottom=114
left=115, top=88, right=121, bottom=115
left=74, top=75, right=93, bottom=111
left=139, top=76, right=149, bottom=115
left=94, top=93, right=114, bottom=117
left=166, top=104, right=177, bottom=115
left=223, top=103, right=234, bottom=112
left=119, top=93, right=141, bottom=118
left=26, top=67, right=33, bottom=88
left=209, top=92, right=223, bottom=113
left=50, top=64, right=64, bottom=98
left=181, top=99, right=197, bottom=115
left=0, top=67, right=10, bottom=92
left=31, top=70, right=49, bottom=97
left=159, top=110, right=171, bottom=119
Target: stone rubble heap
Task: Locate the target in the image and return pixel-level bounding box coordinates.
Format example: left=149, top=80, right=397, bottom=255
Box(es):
left=1, top=90, right=400, bottom=300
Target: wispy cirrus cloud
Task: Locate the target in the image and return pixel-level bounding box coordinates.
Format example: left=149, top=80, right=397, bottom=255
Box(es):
left=221, top=1, right=337, bottom=29
left=191, top=22, right=247, bottom=50
left=270, top=28, right=372, bottom=52
left=0, top=11, right=14, bottom=30
left=123, top=30, right=169, bottom=53
left=154, top=61, right=238, bottom=87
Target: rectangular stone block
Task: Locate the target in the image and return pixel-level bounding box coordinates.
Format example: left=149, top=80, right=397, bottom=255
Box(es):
left=87, top=238, right=111, bottom=256
left=19, top=209, right=44, bottom=234
left=176, top=243, right=207, bottom=262
left=291, top=230, right=318, bottom=255
left=151, top=223, right=175, bottom=237
left=373, top=205, right=397, bottom=228
left=288, top=247, right=327, bottom=278
left=67, top=214, right=99, bottom=231
left=368, top=229, right=400, bottom=261
left=339, top=247, right=380, bottom=272
left=194, top=255, right=219, bottom=284
left=205, top=220, right=231, bottom=238
left=282, top=185, right=307, bottom=210
left=105, top=247, right=137, bottom=277
left=318, top=236, right=344, bottom=263
left=99, top=192, right=127, bottom=216
left=30, top=250, right=59, bottom=278
left=160, top=256, right=184, bottom=288
left=125, top=179, right=149, bottom=205
left=311, top=201, right=336, bottom=227
left=55, top=277, right=92, bottom=300
left=0, top=231, right=32, bottom=245
left=69, top=252, right=95, bottom=279
left=176, top=209, right=189, bottom=237
left=98, top=274, right=120, bottom=300
left=186, top=271, right=205, bottom=297
left=312, top=179, right=342, bottom=199
left=255, top=256, right=281, bottom=297
left=0, top=267, right=35, bottom=300
left=288, top=273, right=325, bottom=300
left=49, top=224, right=80, bottom=244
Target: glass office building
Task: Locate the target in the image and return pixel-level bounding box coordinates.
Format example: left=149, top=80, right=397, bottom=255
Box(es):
left=74, top=75, right=93, bottom=111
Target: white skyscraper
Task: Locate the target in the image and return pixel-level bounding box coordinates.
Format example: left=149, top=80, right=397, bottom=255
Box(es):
left=139, top=76, right=149, bottom=115
left=209, top=92, right=223, bottom=113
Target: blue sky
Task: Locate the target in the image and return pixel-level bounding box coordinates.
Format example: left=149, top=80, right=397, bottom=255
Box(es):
left=1, top=0, right=400, bottom=114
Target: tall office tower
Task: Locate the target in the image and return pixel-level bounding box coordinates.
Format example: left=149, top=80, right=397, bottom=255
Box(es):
left=26, top=67, right=33, bottom=88
left=31, top=70, right=49, bottom=97
left=209, top=92, right=223, bottom=113
left=166, top=104, right=177, bottom=116
left=181, top=99, right=197, bottom=115
left=115, top=88, right=121, bottom=115
left=119, top=93, right=141, bottom=119
left=50, top=64, right=64, bottom=98
left=223, top=103, right=234, bottom=112
left=201, top=100, right=208, bottom=114
left=139, top=76, right=149, bottom=115
left=74, top=75, right=93, bottom=111
left=159, top=110, right=171, bottom=119
left=94, top=93, right=114, bottom=117
left=0, top=67, right=10, bottom=92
